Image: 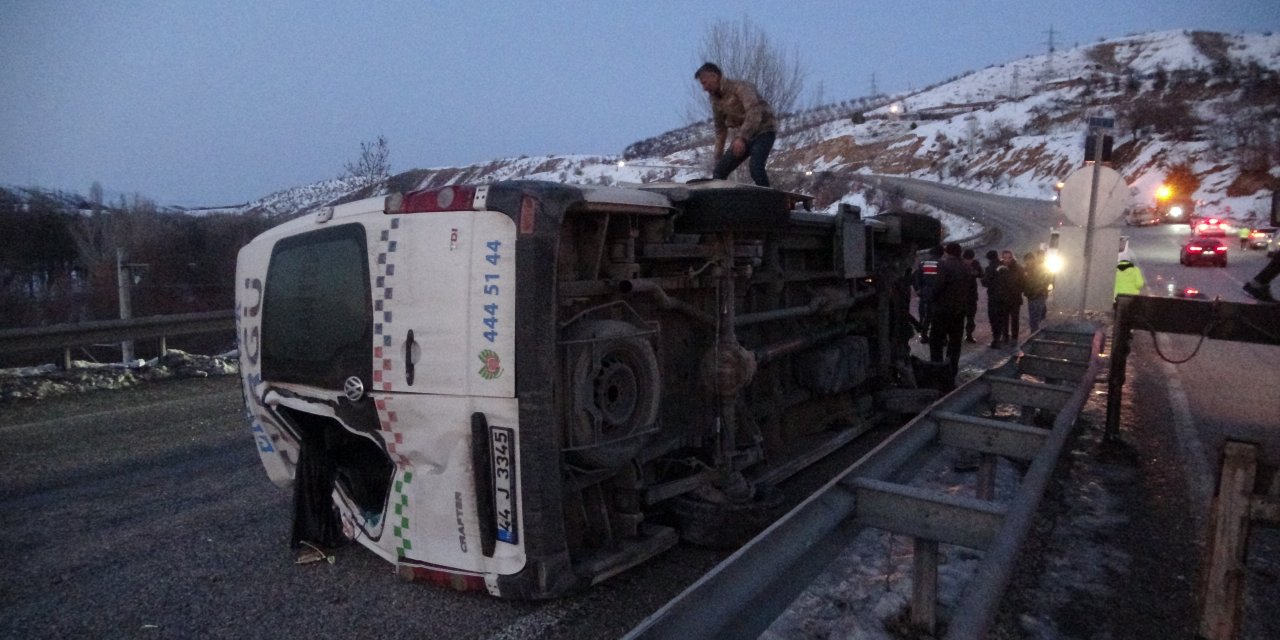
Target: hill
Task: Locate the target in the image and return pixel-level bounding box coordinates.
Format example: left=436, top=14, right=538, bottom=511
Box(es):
left=5, top=30, right=1278, bottom=233
left=187, top=29, right=1275, bottom=225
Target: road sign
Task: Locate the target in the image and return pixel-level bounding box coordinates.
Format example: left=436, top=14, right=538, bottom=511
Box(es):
left=1059, top=165, right=1129, bottom=227
left=1084, top=135, right=1114, bottom=162
left=1088, top=116, right=1115, bottom=129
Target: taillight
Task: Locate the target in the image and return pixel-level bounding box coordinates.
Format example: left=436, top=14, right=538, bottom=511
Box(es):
left=386, top=186, right=482, bottom=214
left=1188, top=246, right=1203, bottom=252
left=1214, top=246, right=1227, bottom=252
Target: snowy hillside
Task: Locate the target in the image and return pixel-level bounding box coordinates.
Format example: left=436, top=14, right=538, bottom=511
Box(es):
left=220, top=30, right=1279, bottom=225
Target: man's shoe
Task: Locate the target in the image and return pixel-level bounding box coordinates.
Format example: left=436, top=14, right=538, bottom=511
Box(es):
left=1243, top=281, right=1276, bottom=303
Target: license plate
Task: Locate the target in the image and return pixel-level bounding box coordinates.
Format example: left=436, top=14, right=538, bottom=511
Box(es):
left=490, top=426, right=518, bottom=544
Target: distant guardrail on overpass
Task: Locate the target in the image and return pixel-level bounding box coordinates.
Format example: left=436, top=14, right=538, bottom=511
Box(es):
left=0, top=310, right=236, bottom=368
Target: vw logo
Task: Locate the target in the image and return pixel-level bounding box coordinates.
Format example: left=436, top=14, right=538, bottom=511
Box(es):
left=343, top=376, right=365, bottom=402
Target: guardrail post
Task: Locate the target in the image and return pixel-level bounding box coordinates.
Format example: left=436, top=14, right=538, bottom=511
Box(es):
left=1198, top=441, right=1258, bottom=640
left=911, top=537, right=939, bottom=634
left=977, top=455, right=996, bottom=501
left=1105, top=296, right=1134, bottom=442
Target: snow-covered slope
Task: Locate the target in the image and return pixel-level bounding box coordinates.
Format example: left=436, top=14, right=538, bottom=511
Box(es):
left=221, top=30, right=1280, bottom=224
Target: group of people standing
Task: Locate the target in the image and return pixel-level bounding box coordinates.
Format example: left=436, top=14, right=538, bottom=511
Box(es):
left=913, top=244, right=1054, bottom=374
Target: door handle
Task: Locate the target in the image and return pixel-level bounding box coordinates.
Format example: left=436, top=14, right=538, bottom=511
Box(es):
left=403, top=329, right=417, bottom=386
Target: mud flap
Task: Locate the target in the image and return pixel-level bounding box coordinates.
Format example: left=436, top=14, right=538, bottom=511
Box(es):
left=291, top=430, right=346, bottom=549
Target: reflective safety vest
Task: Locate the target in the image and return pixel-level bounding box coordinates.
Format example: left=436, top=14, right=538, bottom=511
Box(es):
left=1114, top=260, right=1145, bottom=299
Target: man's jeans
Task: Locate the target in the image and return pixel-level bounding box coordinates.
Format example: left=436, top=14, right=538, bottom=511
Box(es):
left=1027, top=296, right=1047, bottom=333
left=713, top=130, right=776, bottom=186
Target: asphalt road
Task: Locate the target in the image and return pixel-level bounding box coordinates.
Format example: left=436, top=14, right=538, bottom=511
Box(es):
left=1119, top=222, right=1280, bottom=496
left=0, top=378, right=730, bottom=640
left=853, top=174, right=1063, bottom=250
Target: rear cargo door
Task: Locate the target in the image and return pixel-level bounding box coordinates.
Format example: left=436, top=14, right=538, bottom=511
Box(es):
left=367, top=210, right=516, bottom=398
left=361, top=209, right=525, bottom=576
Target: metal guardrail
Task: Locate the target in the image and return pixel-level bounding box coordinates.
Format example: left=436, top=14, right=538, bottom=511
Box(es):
left=1106, top=294, right=1280, bottom=440
left=1105, top=294, right=1280, bottom=638
left=624, top=322, right=1105, bottom=640
left=0, top=310, right=235, bottom=366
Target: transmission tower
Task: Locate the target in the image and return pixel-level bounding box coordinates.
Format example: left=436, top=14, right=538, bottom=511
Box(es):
left=870, top=73, right=879, bottom=98
left=1042, top=25, right=1057, bottom=81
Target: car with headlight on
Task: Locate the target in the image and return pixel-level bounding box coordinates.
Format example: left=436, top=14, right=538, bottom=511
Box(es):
left=1125, top=206, right=1160, bottom=227
left=1160, top=198, right=1195, bottom=224
left=1247, top=227, right=1274, bottom=250
left=1191, top=217, right=1228, bottom=238
left=1180, top=237, right=1228, bottom=267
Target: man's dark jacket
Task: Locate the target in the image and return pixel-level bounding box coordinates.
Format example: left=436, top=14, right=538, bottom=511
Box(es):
left=930, top=254, right=976, bottom=315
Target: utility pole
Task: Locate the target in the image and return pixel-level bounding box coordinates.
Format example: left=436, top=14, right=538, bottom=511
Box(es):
left=1078, top=116, right=1113, bottom=316
left=870, top=73, right=879, bottom=98
left=116, top=248, right=134, bottom=363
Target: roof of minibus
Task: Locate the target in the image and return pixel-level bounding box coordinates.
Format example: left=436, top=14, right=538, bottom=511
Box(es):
left=578, top=184, right=674, bottom=210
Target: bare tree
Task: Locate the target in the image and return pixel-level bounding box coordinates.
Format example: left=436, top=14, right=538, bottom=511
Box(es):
left=89, top=181, right=103, bottom=213
left=686, top=17, right=808, bottom=123
left=343, top=135, right=391, bottom=189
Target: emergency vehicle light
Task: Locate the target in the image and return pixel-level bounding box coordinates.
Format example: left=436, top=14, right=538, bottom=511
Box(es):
left=1044, top=252, right=1064, bottom=274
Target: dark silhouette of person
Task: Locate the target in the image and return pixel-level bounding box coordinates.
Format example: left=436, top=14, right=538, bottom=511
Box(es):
left=961, top=248, right=982, bottom=342
left=929, top=242, right=976, bottom=376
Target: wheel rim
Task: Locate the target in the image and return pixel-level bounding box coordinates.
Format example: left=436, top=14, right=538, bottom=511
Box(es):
left=591, top=355, right=641, bottom=431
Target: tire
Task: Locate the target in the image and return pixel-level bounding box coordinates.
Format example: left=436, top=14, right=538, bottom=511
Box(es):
left=674, top=186, right=794, bottom=233
left=669, top=487, right=785, bottom=548
left=563, top=320, right=661, bottom=469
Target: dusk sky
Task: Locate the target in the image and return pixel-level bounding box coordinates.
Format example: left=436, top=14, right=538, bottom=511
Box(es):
left=2, top=1, right=1276, bottom=206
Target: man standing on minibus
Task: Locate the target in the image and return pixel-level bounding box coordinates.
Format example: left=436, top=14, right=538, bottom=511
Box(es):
left=695, top=62, right=778, bottom=187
